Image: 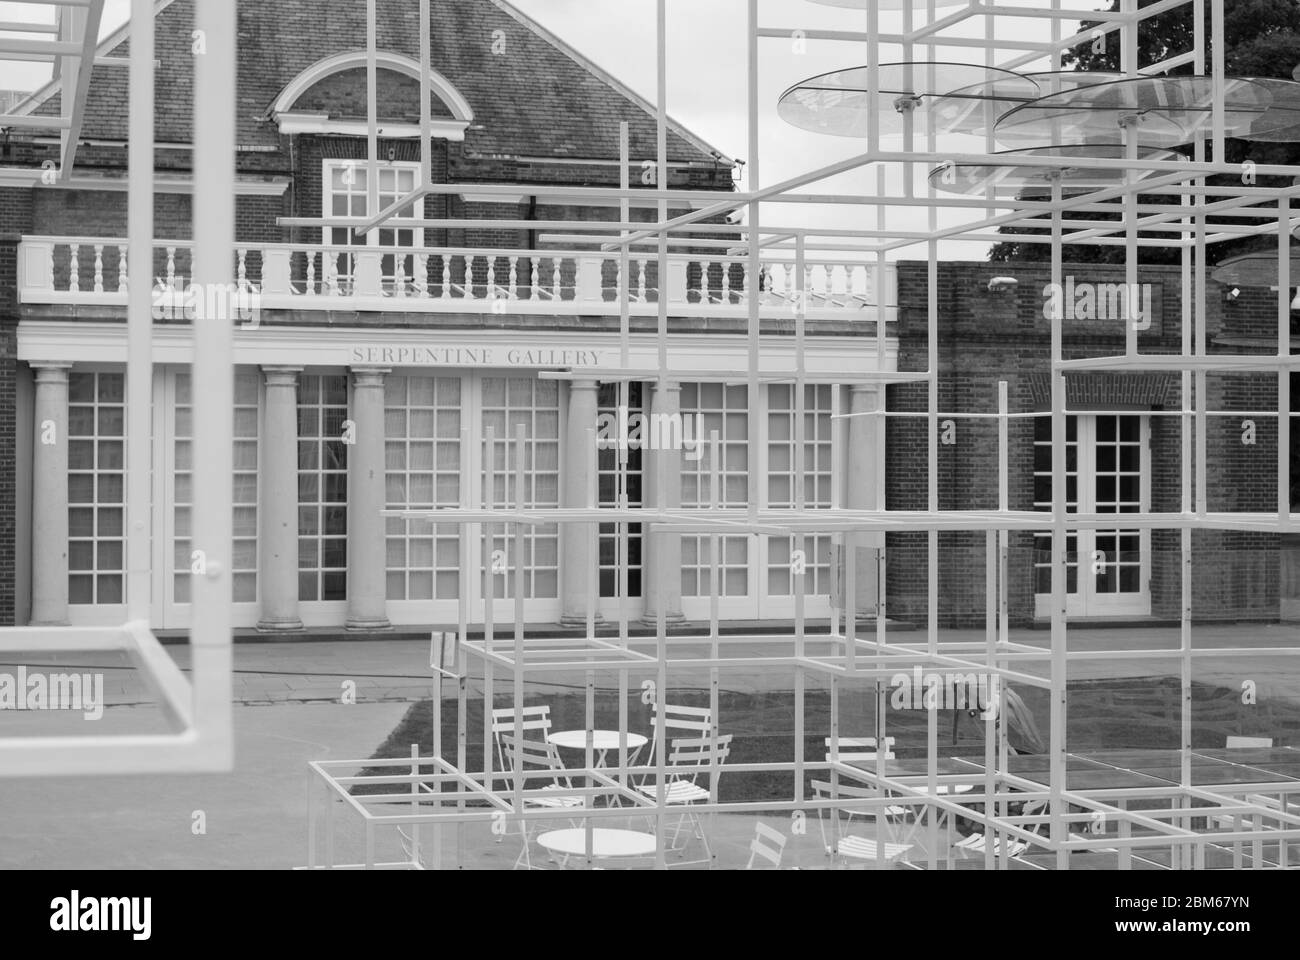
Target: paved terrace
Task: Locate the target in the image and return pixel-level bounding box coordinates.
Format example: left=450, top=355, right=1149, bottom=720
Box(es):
left=5, top=621, right=1298, bottom=707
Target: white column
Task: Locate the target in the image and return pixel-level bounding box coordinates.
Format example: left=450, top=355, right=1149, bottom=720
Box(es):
left=642, top=378, right=685, bottom=624
left=346, top=366, right=393, bottom=632
left=257, top=366, right=304, bottom=632
left=30, top=362, right=72, bottom=625
left=847, top=385, right=883, bottom=615
left=561, top=380, right=603, bottom=626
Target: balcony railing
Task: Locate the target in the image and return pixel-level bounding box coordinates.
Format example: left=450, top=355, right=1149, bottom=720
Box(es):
left=18, top=236, right=898, bottom=322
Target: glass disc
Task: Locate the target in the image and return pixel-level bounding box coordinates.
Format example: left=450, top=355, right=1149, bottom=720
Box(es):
left=929, top=143, right=1184, bottom=196
left=779, top=61, right=1036, bottom=138
left=1211, top=250, right=1300, bottom=287
left=1238, top=77, right=1300, bottom=142
left=994, top=76, right=1273, bottom=148
left=935, top=72, right=1126, bottom=136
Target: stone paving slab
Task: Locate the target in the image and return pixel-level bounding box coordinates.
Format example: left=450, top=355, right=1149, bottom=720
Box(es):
left=0, top=700, right=410, bottom=870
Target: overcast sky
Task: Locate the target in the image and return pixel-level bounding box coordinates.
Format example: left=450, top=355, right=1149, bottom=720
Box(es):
left=0, top=0, right=1074, bottom=260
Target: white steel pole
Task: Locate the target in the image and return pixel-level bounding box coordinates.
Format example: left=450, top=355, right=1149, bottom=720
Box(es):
left=366, top=0, right=378, bottom=240
left=126, top=0, right=154, bottom=624
left=190, top=0, right=236, bottom=763
left=1050, top=174, right=1068, bottom=871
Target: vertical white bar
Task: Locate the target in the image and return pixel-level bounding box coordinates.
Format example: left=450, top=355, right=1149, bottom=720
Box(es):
left=419, top=0, right=431, bottom=187
left=127, top=0, right=154, bottom=623
left=1121, top=0, right=1139, bottom=358
left=190, top=0, right=235, bottom=759
left=746, top=0, right=761, bottom=524
left=654, top=0, right=669, bottom=874
left=1050, top=176, right=1068, bottom=871
left=657, top=0, right=669, bottom=375
left=513, top=426, right=526, bottom=818
left=1279, top=197, right=1291, bottom=521
left=366, top=0, right=379, bottom=238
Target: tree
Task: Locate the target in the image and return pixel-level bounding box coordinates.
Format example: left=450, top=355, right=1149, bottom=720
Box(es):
left=987, top=0, right=1300, bottom=265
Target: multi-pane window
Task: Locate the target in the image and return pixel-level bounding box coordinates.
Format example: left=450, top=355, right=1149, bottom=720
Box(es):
left=173, top=371, right=260, bottom=604
left=482, top=378, right=560, bottom=599
left=324, top=162, right=423, bottom=289
left=1032, top=415, right=1079, bottom=596
left=680, top=383, right=749, bottom=597
left=1033, top=414, right=1145, bottom=604
left=1092, top=415, right=1143, bottom=596
left=597, top=382, right=643, bottom=599
left=384, top=376, right=462, bottom=601
left=299, top=374, right=349, bottom=602
left=767, top=383, right=833, bottom=596
left=68, top=372, right=125, bottom=605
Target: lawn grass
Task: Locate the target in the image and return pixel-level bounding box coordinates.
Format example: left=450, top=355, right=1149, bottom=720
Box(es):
left=356, top=676, right=1300, bottom=802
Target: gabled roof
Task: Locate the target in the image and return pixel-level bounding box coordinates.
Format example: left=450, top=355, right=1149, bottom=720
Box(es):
left=15, top=0, right=732, bottom=165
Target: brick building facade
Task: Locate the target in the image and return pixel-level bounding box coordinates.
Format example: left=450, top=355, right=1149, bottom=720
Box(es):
left=888, top=259, right=1287, bottom=627
left=4, top=0, right=894, bottom=632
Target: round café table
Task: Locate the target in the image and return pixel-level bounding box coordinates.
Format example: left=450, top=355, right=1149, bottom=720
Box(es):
left=537, top=827, right=657, bottom=868
left=547, top=730, right=648, bottom=769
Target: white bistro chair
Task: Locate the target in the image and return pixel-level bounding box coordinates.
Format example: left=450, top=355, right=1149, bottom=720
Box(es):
left=810, top=779, right=914, bottom=868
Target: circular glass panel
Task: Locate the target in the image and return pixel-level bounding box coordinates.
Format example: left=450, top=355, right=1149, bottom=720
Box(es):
left=1239, top=77, right=1300, bottom=142
left=929, top=143, right=1184, bottom=195
left=994, top=76, right=1274, bottom=148
left=779, top=61, right=1036, bottom=137
left=1211, top=250, right=1300, bottom=287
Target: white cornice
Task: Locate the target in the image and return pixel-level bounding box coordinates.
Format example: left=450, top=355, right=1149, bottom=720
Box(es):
left=18, top=322, right=896, bottom=379
left=276, top=111, right=468, bottom=142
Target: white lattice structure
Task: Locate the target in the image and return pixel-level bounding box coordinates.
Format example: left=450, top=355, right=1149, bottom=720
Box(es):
left=292, top=0, right=1299, bottom=868
left=0, top=0, right=236, bottom=777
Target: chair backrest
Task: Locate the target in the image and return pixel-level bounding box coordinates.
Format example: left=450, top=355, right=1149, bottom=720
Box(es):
left=667, top=734, right=732, bottom=767
left=490, top=705, right=552, bottom=738
left=746, top=822, right=787, bottom=869
left=650, top=703, right=713, bottom=743
left=490, top=705, right=552, bottom=773
left=498, top=733, right=565, bottom=777
left=1226, top=736, right=1274, bottom=749
left=824, top=736, right=895, bottom=764
left=808, top=778, right=896, bottom=837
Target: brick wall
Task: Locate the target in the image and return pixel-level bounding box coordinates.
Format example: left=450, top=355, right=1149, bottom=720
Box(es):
left=889, top=260, right=1282, bottom=627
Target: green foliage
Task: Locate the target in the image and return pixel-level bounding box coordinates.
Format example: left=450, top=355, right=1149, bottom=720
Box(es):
left=988, top=0, right=1300, bottom=265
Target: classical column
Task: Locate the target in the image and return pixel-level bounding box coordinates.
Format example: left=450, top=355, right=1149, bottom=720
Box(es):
left=847, top=385, right=883, bottom=616
left=641, top=379, right=685, bottom=624
left=257, top=366, right=304, bottom=632
left=30, top=362, right=72, bottom=625
left=345, top=366, right=393, bottom=632
left=560, top=380, right=603, bottom=626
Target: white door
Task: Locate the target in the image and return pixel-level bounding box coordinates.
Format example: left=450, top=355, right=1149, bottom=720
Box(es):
left=679, top=382, right=758, bottom=619
left=1034, top=413, right=1151, bottom=618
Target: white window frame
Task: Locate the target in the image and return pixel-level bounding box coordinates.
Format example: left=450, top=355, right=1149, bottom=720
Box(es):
left=65, top=367, right=128, bottom=622
left=321, top=159, right=425, bottom=249
left=1034, top=413, right=1152, bottom=619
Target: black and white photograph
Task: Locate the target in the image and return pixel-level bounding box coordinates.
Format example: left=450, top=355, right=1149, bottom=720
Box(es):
left=0, top=0, right=1296, bottom=928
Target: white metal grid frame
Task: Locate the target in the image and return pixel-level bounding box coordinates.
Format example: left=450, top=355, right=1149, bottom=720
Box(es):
left=287, top=0, right=1300, bottom=868
left=0, top=0, right=235, bottom=777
